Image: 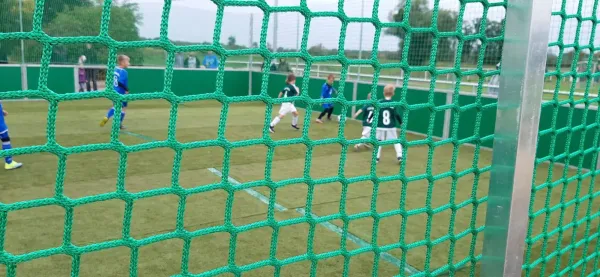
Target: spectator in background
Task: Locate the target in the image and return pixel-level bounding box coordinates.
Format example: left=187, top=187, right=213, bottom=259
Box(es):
left=77, top=55, right=87, bottom=92
left=202, top=51, right=219, bottom=69
left=488, top=63, right=500, bottom=97
left=277, top=58, right=291, bottom=73
left=185, top=54, right=199, bottom=68
left=174, top=53, right=185, bottom=68
left=83, top=43, right=98, bottom=91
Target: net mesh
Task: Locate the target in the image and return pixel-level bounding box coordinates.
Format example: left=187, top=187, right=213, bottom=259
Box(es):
left=1, top=0, right=597, bottom=276
left=523, top=0, right=600, bottom=276
left=8, top=0, right=495, bottom=276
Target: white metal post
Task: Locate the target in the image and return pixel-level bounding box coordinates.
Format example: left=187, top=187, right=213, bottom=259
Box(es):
left=356, top=0, right=365, bottom=82
left=273, top=0, right=278, bottom=52
left=248, top=13, right=254, bottom=96
left=481, top=0, right=552, bottom=276
left=19, top=0, right=27, bottom=91
left=352, top=81, right=358, bottom=116
left=295, top=12, right=300, bottom=71
left=442, top=91, right=452, bottom=139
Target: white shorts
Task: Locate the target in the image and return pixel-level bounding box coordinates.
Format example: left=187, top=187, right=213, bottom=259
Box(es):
left=376, top=128, right=398, bottom=141
left=361, top=126, right=372, bottom=138
left=279, top=103, right=297, bottom=115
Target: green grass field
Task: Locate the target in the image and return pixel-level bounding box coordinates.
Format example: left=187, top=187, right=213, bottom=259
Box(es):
left=0, top=99, right=598, bottom=277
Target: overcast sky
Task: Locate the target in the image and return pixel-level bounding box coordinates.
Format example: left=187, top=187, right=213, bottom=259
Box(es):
left=130, top=0, right=593, bottom=53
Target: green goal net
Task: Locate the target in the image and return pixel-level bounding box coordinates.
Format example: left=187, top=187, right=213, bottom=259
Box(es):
left=6, top=0, right=499, bottom=276
left=1, top=0, right=599, bottom=276
left=523, top=0, right=600, bottom=276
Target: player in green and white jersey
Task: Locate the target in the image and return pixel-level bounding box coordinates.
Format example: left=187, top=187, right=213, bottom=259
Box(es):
left=368, top=85, right=403, bottom=163
left=352, top=93, right=374, bottom=150
left=269, top=73, right=301, bottom=133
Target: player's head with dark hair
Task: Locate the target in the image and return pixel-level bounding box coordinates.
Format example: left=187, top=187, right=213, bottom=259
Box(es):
left=327, top=74, right=335, bottom=85
left=286, top=73, right=296, bottom=84
left=117, top=55, right=130, bottom=68
left=383, top=85, right=395, bottom=98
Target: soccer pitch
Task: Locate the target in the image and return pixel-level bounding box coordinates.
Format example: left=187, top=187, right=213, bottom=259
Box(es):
left=0, top=99, right=598, bottom=277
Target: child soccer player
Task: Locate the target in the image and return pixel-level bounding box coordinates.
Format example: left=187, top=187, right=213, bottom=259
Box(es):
left=352, top=93, right=374, bottom=150
left=77, top=55, right=87, bottom=92
left=369, top=85, right=403, bottom=163
left=0, top=102, right=23, bottom=170
left=316, top=74, right=336, bottom=123
left=269, top=73, right=300, bottom=133
left=100, top=55, right=130, bottom=129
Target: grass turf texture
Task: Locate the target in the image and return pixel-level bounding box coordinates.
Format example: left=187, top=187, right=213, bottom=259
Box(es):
left=0, top=100, right=598, bottom=277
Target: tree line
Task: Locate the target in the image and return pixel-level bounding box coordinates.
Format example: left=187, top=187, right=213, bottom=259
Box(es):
left=0, top=0, right=143, bottom=65
left=2, top=0, right=583, bottom=69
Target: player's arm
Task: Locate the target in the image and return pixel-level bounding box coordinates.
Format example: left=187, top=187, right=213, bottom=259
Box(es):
left=352, top=109, right=363, bottom=119
left=120, top=71, right=129, bottom=94
left=394, top=109, right=402, bottom=124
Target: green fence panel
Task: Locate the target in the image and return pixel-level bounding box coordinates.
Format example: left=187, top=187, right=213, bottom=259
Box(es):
left=27, top=66, right=74, bottom=94
left=450, top=94, right=497, bottom=148
left=127, top=68, right=165, bottom=94
left=0, top=66, right=22, bottom=92
left=537, top=104, right=599, bottom=170
left=222, top=71, right=249, bottom=97
left=131, top=68, right=248, bottom=97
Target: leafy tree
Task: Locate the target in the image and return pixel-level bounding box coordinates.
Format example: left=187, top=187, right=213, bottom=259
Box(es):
left=460, top=20, right=479, bottom=64
left=227, top=36, right=237, bottom=47
left=0, top=0, right=35, bottom=62
left=472, top=18, right=504, bottom=65
left=42, top=0, right=94, bottom=26
left=24, top=3, right=144, bottom=64
left=386, top=0, right=457, bottom=66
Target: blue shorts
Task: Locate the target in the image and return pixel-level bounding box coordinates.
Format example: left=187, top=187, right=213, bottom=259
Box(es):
left=323, top=103, right=333, bottom=109
left=122, top=101, right=128, bottom=108
left=0, top=114, right=7, bottom=134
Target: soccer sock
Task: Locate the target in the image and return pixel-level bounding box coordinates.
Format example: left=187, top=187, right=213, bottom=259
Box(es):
left=394, top=143, right=403, bottom=158
left=120, top=112, right=126, bottom=125
left=270, top=116, right=281, bottom=127
left=106, top=107, right=115, bottom=119
left=317, top=110, right=327, bottom=119
left=1, top=132, right=12, bottom=164
left=292, top=115, right=299, bottom=126
left=377, top=146, right=382, bottom=160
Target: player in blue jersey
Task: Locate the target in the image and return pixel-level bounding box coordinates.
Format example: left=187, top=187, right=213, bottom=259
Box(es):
left=202, top=51, right=219, bottom=69
left=100, top=55, right=130, bottom=129
left=316, top=74, right=336, bottom=123
left=0, top=102, right=23, bottom=170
